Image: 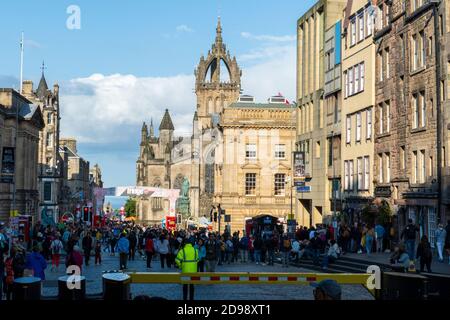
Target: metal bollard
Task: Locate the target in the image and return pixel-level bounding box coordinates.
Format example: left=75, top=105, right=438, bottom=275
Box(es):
left=12, top=277, right=42, bottom=301
left=58, top=275, right=86, bottom=301
left=381, top=272, right=428, bottom=300
left=102, top=273, right=131, bottom=300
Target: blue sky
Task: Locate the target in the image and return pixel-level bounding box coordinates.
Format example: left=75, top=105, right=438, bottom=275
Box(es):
left=0, top=0, right=316, bottom=187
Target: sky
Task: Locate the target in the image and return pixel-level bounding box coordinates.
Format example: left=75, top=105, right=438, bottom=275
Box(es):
left=0, top=0, right=317, bottom=187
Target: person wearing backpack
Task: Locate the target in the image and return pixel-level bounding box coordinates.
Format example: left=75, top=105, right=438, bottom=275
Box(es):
left=401, top=219, right=419, bottom=261
left=50, top=235, right=64, bottom=271
left=416, top=235, right=432, bottom=273
left=239, top=234, right=249, bottom=263
left=281, top=235, right=291, bottom=268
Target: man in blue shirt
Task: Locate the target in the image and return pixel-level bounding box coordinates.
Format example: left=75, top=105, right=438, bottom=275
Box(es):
left=116, top=233, right=130, bottom=270
left=375, top=223, right=385, bottom=253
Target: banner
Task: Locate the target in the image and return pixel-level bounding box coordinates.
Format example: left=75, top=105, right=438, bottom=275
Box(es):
left=293, top=151, right=305, bottom=179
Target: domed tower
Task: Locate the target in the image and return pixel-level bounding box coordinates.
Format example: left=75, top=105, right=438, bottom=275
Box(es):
left=194, top=17, right=242, bottom=130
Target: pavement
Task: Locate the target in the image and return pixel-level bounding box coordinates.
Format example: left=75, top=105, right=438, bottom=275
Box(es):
left=343, top=252, right=450, bottom=275
left=41, top=253, right=374, bottom=300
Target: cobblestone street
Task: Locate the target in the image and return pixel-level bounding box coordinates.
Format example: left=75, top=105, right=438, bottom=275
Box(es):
left=42, top=254, right=374, bottom=300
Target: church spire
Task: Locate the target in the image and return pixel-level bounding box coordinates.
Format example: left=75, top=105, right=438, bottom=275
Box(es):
left=36, top=60, right=48, bottom=100
left=149, top=118, right=155, bottom=137
left=141, top=122, right=148, bottom=145
left=215, top=16, right=222, bottom=45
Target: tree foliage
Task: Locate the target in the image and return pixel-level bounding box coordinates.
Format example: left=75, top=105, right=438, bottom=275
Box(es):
left=124, top=197, right=137, bottom=217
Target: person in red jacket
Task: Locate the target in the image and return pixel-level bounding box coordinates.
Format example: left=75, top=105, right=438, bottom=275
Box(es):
left=145, top=234, right=155, bottom=269
left=66, top=246, right=83, bottom=274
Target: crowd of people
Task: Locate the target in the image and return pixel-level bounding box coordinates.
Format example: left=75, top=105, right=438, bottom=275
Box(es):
left=1, top=217, right=450, bottom=300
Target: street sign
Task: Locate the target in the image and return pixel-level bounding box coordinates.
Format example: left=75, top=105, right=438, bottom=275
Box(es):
left=296, top=186, right=311, bottom=193
left=294, top=181, right=305, bottom=187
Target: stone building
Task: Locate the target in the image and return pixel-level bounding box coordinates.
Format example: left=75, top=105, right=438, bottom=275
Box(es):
left=0, top=89, right=44, bottom=222
left=373, top=0, right=450, bottom=243
left=341, top=0, right=376, bottom=223
left=215, top=95, right=296, bottom=231
left=59, top=138, right=92, bottom=212
left=21, top=68, right=64, bottom=223
left=137, top=18, right=298, bottom=231
left=296, top=0, right=348, bottom=227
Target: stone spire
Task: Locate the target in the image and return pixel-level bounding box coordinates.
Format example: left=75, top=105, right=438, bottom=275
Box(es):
left=36, top=61, right=48, bottom=100
left=141, top=122, right=148, bottom=145
left=159, top=109, right=175, bottom=131
left=149, top=118, right=155, bottom=137
left=215, top=16, right=223, bottom=45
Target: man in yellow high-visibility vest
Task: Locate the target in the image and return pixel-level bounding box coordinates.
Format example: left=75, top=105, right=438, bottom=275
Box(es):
left=175, top=237, right=199, bottom=301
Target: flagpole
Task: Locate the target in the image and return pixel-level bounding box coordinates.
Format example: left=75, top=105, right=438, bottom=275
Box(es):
left=19, top=32, right=24, bottom=94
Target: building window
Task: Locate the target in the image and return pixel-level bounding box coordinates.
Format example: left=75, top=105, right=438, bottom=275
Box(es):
left=366, top=109, right=372, bottom=139
left=328, top=138, right=333, bottom=167
left=386, top=153, right=391, bottom=183
left=386, top=101, right=390, bottom=133
left=378, top=52, right=383, bottom=81
left=412, top=32, right=425, bottom=71
left=351, top=17, right=357, bottom=46
left=315, top=141, right=321, bottom=158
left=412, top=0, right=423, bottom=12
left=346, top=116, right=351, bottom=144
left=379, top=154, right=384, bottom=183
left=274, top=174, right=286, bottom=196
left=364, top=156, right=370, bottom=190
left=246, top=144, right=257, bottom=159
left=358, top=12, right=364, bottom=41
left=356, top=112, right=362, bottom=142
left=357, top=157, right=363, bottom=190
left=274, top=144, right=286, bottom=159
left=344, top=71, right=349, bottom=98
left=412, top=91, right=426, bottom=129
left=379, top=104, right=384, bottom=134
left=355, top=64, right=360, bottom=93
left=344, top=160, right=354, bottom=191
left=245, top=173, right=257, bottom=195
left=43, top=182, right=52, bottom=202
left=349, top=160, right=354, bottom=191
left=429, top=156, right=433, bottom=177
left=420, top=150, right=426, bottom=183
left=413, top=151, right=418, bottom=184
left=360, top=63, right=365, bottom=91
left=385, top=48, right=390, bottom=78
left=400, top=146, right=406, bottom=171
left=349, top=67, right=354, bottom=96
left=152, top=198, right=163, bottom=210
left=367, top=8, right=374, bottom=36
left=46, top=132, right=53, bottom=147
left=420, top=31, right=426, bottom=67
left=47, top=113, right=52, bottom=125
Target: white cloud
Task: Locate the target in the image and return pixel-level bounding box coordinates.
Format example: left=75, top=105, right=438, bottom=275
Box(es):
left=241, top=32, right=296, bottom=43
left=60, top=73, right=196, bottom=143
left=176, top=25, right=194, bottom=33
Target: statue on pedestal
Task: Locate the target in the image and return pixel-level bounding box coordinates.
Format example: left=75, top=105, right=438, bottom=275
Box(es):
left=176, top=177, right=191, bottom=219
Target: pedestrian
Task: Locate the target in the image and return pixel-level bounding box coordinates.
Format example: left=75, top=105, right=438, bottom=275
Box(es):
left=416, top=235, right=433, bottom=273
left=205, top=234, right=217, bottom=272
left=116, top=233, right=130, bottom=270
left=253, top=236, right=262, bottom=265
left=225, top=237, right=233, bottom=264
left=128, top=230, right=137, bottom=261
left=156, top=234, right=170, bottom=269
left=266, top=236, right=275, bottom=266
left=144, top=234, right=154, bottom=269
left=175, top=238, right=199, bottom=301
left=95, top=241, right=102, bottom=265
left=82, top=231, right=93, bottom=267
left=401, top=219, right=419, bottom=261
left=322, top=240, right=341, bottom=270
left=196, top=239, right=206, bottom=272
left=50, top=235, right=63, bottom=271
left=364, top=225, right=375, bottom=256
left=281, top=235, right=291, bottom=268
left=390, top=244, right=410, bottom=273
left=445, top=220, right=450, bottom=265
left=375, top=222, right=385, bottom=253
left=435, top=224, right=447, bottom=262
left=25, top=246, right=47, bottom=281
left=239, top=234, right=249, bottom=263
left=66, top=246, right=83, bottom=274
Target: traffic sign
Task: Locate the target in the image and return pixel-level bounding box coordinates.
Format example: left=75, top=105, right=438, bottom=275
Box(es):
left=294, top=181, right=305, bottom=187
left=296, top=186, right=311, bottom=193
